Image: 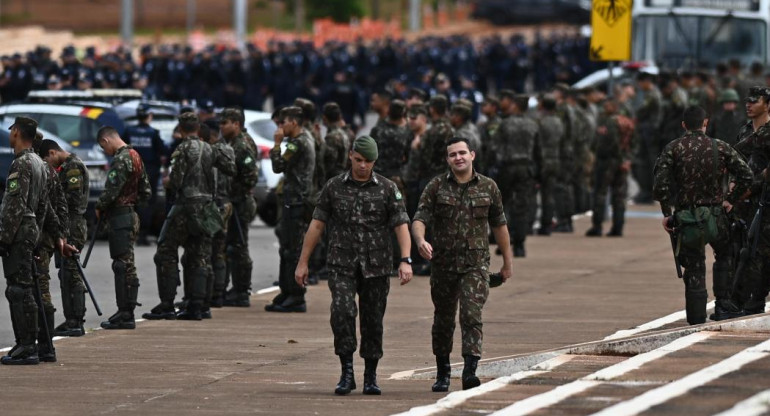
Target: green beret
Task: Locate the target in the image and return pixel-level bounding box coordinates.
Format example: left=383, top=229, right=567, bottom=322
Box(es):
left=352, top=135, right=378, bottom=161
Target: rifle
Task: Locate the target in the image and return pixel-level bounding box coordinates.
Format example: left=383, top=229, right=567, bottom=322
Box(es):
left=73, top=254, right=102, bottom=316
left=666, top=217, right=683, bottom=279
left=31, top=256, right=55, bottom=355
left=82, top=217, right=101, bottom=268
left=732, top=184, right=767, bottom=292
left=231, top=204, right=246, bottom=245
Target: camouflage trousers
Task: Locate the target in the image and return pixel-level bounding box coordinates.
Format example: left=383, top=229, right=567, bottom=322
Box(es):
left=226, top=197, right=257, bottom=293
left=328, top=266, right=390, bottom=359
left=211, top=202, right=232, bottom=301
left=497, top=163, right=534, bottom=246
left=60, top=217, right=87, bottom=322
left=277, top=204, right=307, bottom=297
left=33, top=233, right=57, bottom=316
left=537, top=161, right=559, bottom=230
left=734, top=214, right=770, bottom=312
left=155, top=205, right=212, bottom=306
left=591, top=159, right=628, bottom=229
left=430, top=268, right=489, bottom=357
left=677, top=208, right=733, bottom=325
left=554, top=159, right=576, bottom=224
left=4, top=219, right=40, bottom=345
left=106, top=209, right=140, bottom=311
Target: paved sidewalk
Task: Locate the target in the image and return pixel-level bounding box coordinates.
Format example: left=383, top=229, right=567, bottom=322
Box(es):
left=0, top=208, right=711, bottom=415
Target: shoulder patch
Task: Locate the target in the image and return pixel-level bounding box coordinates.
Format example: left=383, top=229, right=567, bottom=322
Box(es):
left=108, top=170, right=118, bottom=184
left=394, top=190, right=403, bottom=201
left=7, top=178, right=19, bottom=193
left=286, top=143, right=298, bottom=152
left=244, top=156, right=254, bottom=165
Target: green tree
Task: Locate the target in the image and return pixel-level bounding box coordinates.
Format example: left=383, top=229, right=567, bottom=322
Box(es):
left=306, top=0, right=365, bottom=23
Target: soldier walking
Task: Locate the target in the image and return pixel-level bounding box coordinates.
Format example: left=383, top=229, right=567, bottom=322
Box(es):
left=295, top=135, right=413, bottom=395
left=412, top=137, right=513, bottom=391
left=95, top=126, right=152, bottom=330
left=653, top=106, right=752, bottom=325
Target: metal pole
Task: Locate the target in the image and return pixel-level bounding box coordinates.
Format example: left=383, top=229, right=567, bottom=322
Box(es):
left=121, top=0, right=134, bottom=47
left=233, top=0, right=247, bottom=50
left=186, top=0, right=196, bottom=34
left=608, top=61, right=615, bottom=97
left=294, top=0, right=304, bottom=32
left=409, top=0, right=421, bottom=32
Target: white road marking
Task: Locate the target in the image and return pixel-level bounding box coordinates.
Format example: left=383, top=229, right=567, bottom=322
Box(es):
left=489, top=332, right=713, bottom=416
left=255, top=286, right=280, bottom=295
left=590, top=337, right=770, bottom=416
left=604, top=301, right=717, bottom=340
left=713, top=389, right=770, bottom=416
left=391, top=355, right=575, bottom=416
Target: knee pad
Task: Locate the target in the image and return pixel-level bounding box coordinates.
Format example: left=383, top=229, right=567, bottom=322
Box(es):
left=5, top=285, right=25, bottom=303
left=112, top=260, right=128, bottom=278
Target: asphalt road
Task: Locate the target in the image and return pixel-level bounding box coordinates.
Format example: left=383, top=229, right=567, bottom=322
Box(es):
left=0, top=221, right=281, bottom=348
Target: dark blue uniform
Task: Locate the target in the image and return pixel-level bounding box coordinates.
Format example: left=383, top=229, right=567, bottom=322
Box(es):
left=124, top=122, right=166, bottom=237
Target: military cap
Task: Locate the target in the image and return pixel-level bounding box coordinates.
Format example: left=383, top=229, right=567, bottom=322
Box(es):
left=352, top=135, right=378, bottom=161
left=450, top=102, right=472, bottom=118
left=408, top=87, right=428, bottom=101
left=498, top=89, right=516, bottom=100
left=408, top=104, right=428, bottom=117
left=747, top=86, right=770, bottom=102
left=179, top=112, right=199, bottom=124
left=219, top=107, right=242, bottom=122
left=482, top=96, right=500, bottom=107
left=199, top=100, right=215, bottom=113
left=455, top=98, right=474, bottom=108
left=9, top=116, right=37, bottom=131
left=718, top=89, right=740, bottom=104
left=136, top=103, right=152, bottom=117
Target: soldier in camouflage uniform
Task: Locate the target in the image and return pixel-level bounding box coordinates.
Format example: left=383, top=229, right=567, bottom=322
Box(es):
left=144, top=113, right=218, bottom=321
left=552, top=84, right=577, bottom=232
left=653, top=106, right=752, bottom=325
left=418, top=95, right=455, bottom=188
left=405, top=104, right=432, bottom=275
left=413, top=137, right=513, bottom=392
left=0, top=117, right=51, bottom=365
left=570, top=90, right=596, bottom=214
left=706, top=89, right=745, bottom=147
left=658, top=73, right=688, bottom=150
left=220, top=108, right=259, bottom=307
left=322, top=102, right=351, bottom=180
left=266, top=107, right=315, bottom=312
left=95, top=126, right=152, bottom=330
left=371, top=99, right=410, bottom=193
left=295, top=135, right=412, bottom=396
left=634, top=72, right=663, bottom=204
left=450, top=102, right=482, bottom=156
left=731, top=86, right=770, bottom=316
left=38, top=140, right=90, bottom=338
left=586, top=99, right=636, bottom=237
left=534, top=95, right=563, bottom=235
left=492, top=92, right=538, bottom=257
left=478, top=96, right=501, bottom=176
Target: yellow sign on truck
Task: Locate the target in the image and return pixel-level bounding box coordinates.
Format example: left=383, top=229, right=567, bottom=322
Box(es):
left=590, top=0, right=633, bottom=61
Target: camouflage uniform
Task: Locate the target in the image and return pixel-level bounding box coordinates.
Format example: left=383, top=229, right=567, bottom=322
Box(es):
left=733, top=120, right=770, bottom=312
left=455, top=121, right=482, bottom=156
left=54, top=154, right=89, bottom=334
left=590, top=113, right=635, bottom=233
left=535, top=114, right=563, bottom=233
left=553, top=103, right=576, bottom=229
left=1, top=148, right=49, bottom=358
left=659, top=86, right=688, bottom=149
left=653, top=131, right=752, bottom=324
left=371, top=119, right=410, bottom=192
left=634, top=87, right=663, bottom=201
left=270, top=129, right=315, bottom=304
left=492, top=113, right=538, bottom=253
left=97, top=145, right=151, bottom=327
left=707, top=109, right=746, bottom=147
left=313, top=171, right=409, bottom=359
left=413, top=171, right=506, bottom=357
left=478, top=114, right=501, bottom=176
left=572, top=104, right=595, bottom=214
left=224, top=131, right=259, bottom=302
left=323, top=125, right=351, bottom=180
left=208, top=140, right=237, bottom=305
left=154, top=136, right=217, bottom=315
left=419, top=117, right=454, bottom=186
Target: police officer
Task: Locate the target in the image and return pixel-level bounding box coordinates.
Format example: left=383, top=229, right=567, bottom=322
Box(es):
left=412, top=137, right=513, bottom=391
left=38, top=140, right=90, bottom=337
left=124, top=103, right=167, bottom=245
left=266, top=106, right=315, bottom=312
left=295, top=135, right=412, bottom=395
left=0, top=117, right=51, bottom=365
left=653, top=106, right=752, bottom=325
left=144, top=113, right=218, bottom=321
left=95, top=127, right=152, bottom=330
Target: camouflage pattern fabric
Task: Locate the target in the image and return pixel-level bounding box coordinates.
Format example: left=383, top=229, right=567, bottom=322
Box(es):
left=572, top=105, right=596, bottom=213
left=633, top=87, right=663, bottom=200
left=707, top=109, right=746, bottom=147
left=419, top=117, right=454, bottom=181
left=591, top=114, right=631, bottom=228
left=430, top=269, right=488, bottom=357
left=371, top=120, right=409, bottom=178
left=478, top=114, right=501, bottom=175
left=455, top=121, right=482, bottom=155
left=536, top=114, right=563, bottom=228
left=323, top=125, right=351, bottom=180
left=95, top=146, right=151, bottom=212
left=328, top=270, right=389, bottom=359
left=271, top=130, right=316, bottom=205
left=57, top=154, right=89, bottom=324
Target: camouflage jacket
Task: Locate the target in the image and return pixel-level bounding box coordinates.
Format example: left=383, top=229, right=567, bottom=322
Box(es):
left=659, top=87, right=688, bottom=147
left=414, top=171, right=506, bottom=273
left=557, top=103, right=576, bottom=162
left=594, top=113, right=636, bottom=162
left=479, top=115, right=501, bottom=174
left=0, top=148, right=49, bottom=246
left=455, top=121, right=481, bottom=154
left=270, top=130, right=315, bottom=205
left=537, top=114, right=564, bottom=163
left=323, top=125, right=350, bottom=180
left=211, top=140, right=236, bottom=203
left=43, top=163, right=68, bottom=240
left=706, top=110, right=746, bottom=147
left=419, top=117, right=454, bottom=180
left=96, top=145, right=151, bottom=212
left=304, top=124, right=326, bottom=196
left=227, top=131, right=259, bottom=202
left=735, top=120, right=770, bottom=196
left=636, top=87, right=663, bottom=128
left=313, top=171, right=409, bottom=278
left=572, top=105, right=595, bottom=164
left=58, top=153, right=89, bottom=217
left=403, top=131, right=422, bottom=183
left=493, top=114, right=538, bottom=164
left=371, top=120, right=410, bottom=178
left=653, top=131, right=752, bottom=216
left=168, top=136, right=215, bottom=203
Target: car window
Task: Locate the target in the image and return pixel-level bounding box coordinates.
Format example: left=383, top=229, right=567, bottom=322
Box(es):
left=249, top=119, right=277, bottom=140
left=0, top=130, right=11, bottom=154
left=8, top=113, right=102, bottom=144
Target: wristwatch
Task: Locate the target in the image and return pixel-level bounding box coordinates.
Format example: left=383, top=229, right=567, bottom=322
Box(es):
left=400, top=257, right=413, bottom=265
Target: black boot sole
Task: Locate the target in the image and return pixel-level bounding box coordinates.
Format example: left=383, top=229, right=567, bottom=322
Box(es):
left=1, top=356, right=40, bottom=365
left=462, top=376, right=481, bottom=390
left=100, top=322, right=136, bottom=330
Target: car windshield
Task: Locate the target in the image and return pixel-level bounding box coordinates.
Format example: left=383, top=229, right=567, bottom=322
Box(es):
left=633, top=15, right=767, bottom=68
left=7, top=112, right=102, bottom=145
left=249, top=119, right=277, bottom=140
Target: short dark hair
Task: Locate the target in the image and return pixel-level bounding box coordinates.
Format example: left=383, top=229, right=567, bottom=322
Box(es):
left=407, top=87, right=428, bottom=101
left=294, top=98, right=316, bottom=123
left=322, top=102, right=342, bottom=123
left=281, top=106, right=303, bottom=123
left=388, top=100, right=406, bottom=120
left=513, top=95, right=530, bottom=112
left=682, top=106, right=708, bottom=130
left=97, top=126, right=119, bottom=142
left=429, top=95, right=448, bottom=115
left=373, top=89, right=393, bottom=102
left=220, top=108, right=244, bottom=126
left=199, top=123, right=211, bottom=141
left=38, top=139, right=62, bottom=158
left=446, top=137, right=471, bottom=153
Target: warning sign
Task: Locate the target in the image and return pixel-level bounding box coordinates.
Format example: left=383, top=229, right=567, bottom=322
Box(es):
left=590, top=0, right=633, bottom=61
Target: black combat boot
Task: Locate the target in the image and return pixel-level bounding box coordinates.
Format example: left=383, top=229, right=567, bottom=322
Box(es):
left=101, top=310, right=136, bottom=330
left=223, top=289, right=250, bottom=307
left=142, top=301, right=177, bottom=320
left=432, top=355, right=451, bottom=392
left=585, top=225, right=602, bottom=237
left=335, top=354, right=356, bottom=395
left=363, top=359, right=381, bottom=395
left=513, top=242, right=526, bottom=258
left=1, top=343, right=38, bottom=365
left=176, top=301, right=203, bottom=321
left=710, top=300, right=745, bottom=321
left=38, top=310, right=57, bottom=363
left=461, top=355, right=481, bottom=390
